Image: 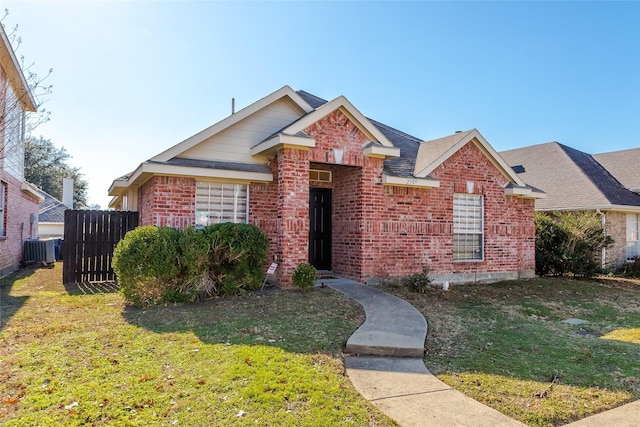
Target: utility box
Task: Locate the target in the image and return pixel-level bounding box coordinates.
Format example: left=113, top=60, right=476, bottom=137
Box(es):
left=22, top=238, right=59, bottom=265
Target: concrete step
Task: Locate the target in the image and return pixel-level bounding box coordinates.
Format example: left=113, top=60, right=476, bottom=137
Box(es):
left=326, top=279, right=427, bottom=357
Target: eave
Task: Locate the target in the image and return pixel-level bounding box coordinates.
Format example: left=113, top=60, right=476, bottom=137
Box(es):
left=363, top=145, right=400, bottom=159
left=504, top=186, right=547, bottom=199
left=0, top=25, right=37, bottom=112
left=22, top=182, right=44, bottom=202
left=250, top=133, right=316, bottom=156
left=537, top=205, right=640, bottom=213
left=108, top=161, right=273, bottom=197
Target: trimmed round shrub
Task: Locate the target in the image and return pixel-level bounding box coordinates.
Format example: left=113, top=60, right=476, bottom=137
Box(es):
left=292, top=262, right=318, bottom=290
left=112, top=226, right=180, bottom=306
left=202, top=223, right=269, bottom=294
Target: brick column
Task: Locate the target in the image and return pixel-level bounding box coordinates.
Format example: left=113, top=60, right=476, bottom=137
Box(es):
left=276, top=148, right=310, bottom=286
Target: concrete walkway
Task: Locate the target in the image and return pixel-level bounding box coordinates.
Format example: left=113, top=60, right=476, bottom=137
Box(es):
left=325, top=278, right=639, bottom=427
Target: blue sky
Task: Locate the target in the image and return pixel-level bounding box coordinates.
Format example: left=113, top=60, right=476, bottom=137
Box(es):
left=4, top=1, right=639, bottom=208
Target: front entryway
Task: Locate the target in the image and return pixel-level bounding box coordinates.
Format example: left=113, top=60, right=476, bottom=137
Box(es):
left=309, top=188, right=332, bottom=270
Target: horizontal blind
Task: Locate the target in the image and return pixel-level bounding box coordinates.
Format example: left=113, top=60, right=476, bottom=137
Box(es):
left=453, top=193, right=483, bottom=261
left=196, top=182, right=248, bottom=225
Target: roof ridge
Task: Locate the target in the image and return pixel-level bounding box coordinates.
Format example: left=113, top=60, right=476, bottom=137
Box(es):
left=559, top=144, right=640, bottom=205
left=295, top=90, right=328, bottom=106
left=368, top=118, right=423, bottom=144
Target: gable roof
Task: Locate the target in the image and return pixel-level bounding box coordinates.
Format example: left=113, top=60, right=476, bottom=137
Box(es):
left=500, top=142, right=640, bottom=211
left=296, top=91, right=421, bottom=177
left=109, top=86, right=543, bottom=201
left=593, top=148, right=640, bottom=193
left=151, top=85, right=313, bottom=163
left=0, top=24, right=36, bottom=112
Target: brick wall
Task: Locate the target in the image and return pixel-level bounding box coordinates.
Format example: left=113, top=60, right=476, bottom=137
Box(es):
left=138, top=176, right=196, bottom=228
left=274, top=148, right=310, bottom=286
left=604, top=211, right=627, bottom=269
left=0, top=171, right=40, bottom=276
left=357, top=142, right=535, bottom=283
left=249, top=158, right=279, bottom=272
left=137, top=112, right=537, bottom=286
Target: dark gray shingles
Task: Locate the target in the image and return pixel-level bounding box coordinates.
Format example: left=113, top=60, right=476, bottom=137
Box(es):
left=296, top=90, right=329, bottom=109
left=501, top=142, right=640, bottom=210
left=560, top=144, right=640, bottom=206
left=38, top=190, right=67, bottom=223
left=149, top=157, right=272, bottom=174
left=593, top=148, right=640, bottom=191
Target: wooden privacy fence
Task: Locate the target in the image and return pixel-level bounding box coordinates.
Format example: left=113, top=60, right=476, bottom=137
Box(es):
left=63, top=210, right=139, bottom=283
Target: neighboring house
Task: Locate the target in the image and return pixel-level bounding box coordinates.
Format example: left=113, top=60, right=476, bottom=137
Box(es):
left=0, top=24, right=41, bottom=277
left=37, top=189, right=67, bottom=238
left=501, top=142, right=640, bottom=269
left=109, top=86, right=544, bottom=286
left=593, top=148, right=640, bottom=194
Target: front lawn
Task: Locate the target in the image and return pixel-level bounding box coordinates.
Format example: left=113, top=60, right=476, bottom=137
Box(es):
left=384, top=276, right=640, bottom=427
left=0, top=264, right=396, bottom=426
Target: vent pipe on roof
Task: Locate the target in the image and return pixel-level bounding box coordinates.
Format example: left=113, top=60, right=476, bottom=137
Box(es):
left=455, top=130, right=462, bottom=134
left=232, top=98, right=235, bottom=114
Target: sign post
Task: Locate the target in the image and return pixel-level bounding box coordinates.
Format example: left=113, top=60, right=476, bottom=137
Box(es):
left=261, top=263, right=278, bottom=291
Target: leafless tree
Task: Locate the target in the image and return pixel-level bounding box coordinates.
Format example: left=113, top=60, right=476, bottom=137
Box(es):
left=0, top=9, right=52, bottom=165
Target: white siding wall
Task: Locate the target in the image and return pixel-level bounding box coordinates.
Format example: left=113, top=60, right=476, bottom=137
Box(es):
left=180, top=98, right=303, bottom=163
left=3, top=84, right=25, bottom=181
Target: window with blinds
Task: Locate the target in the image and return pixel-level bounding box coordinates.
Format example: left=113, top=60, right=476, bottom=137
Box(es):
left=195, top=182, right=248, bottom=226
left=627, top=213, right=640, bottom=260
left=453, top=193, right=484, bottom=261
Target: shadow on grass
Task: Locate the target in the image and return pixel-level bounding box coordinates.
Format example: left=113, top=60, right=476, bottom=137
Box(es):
left=0, top=269, right=32, bottom=333
left=63, top=281, right=120, bottom=295
left=121, top=286, right=363, bottom=355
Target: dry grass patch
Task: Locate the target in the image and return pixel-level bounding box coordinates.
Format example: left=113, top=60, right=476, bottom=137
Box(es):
left=383, top=276, right=640, bottom=427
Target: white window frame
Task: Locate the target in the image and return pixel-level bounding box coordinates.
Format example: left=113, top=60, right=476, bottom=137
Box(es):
left=195, top=182, right=249, bottom=227
left=0, top=181, right=6, bottom=237
left=453, top=193, right=484, bottom=261
left=627, top=213, right=640, bottom=260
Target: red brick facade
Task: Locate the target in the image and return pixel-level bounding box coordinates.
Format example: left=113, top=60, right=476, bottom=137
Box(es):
left=603, top=211, right=627, bottom=269
left=134, top=110, right=536, bottom=286
left=0, top=171, right=40, bottom=276
left=138, top=176, right=196, bottom=228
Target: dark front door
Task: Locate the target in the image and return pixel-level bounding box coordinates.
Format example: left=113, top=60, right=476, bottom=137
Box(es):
left=309, top=188, right=332, bottom=270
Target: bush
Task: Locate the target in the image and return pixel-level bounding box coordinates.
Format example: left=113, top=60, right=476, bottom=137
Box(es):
left=292, top=262, right=318, bottom=290
left=535, top=211, right=613, bottom=278
left=203, top=223, right=269, bottom=295
left=113, top=223, right=269, bottom=306
left=112, top=226, right=181, bottom=306
left=620, top=256, right=640, bottom=278
left=406, top=268, right=432, bottom=293
left=535, top=214, right=569, bottom=276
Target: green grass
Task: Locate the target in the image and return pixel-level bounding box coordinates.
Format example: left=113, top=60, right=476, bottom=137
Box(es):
left=383, top=277, right=640, bottom=427
left=0, top=264, right=396, bottom=426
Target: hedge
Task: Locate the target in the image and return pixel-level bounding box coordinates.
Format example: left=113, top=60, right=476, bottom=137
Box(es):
left=112, top=223, right=269, bottom=306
